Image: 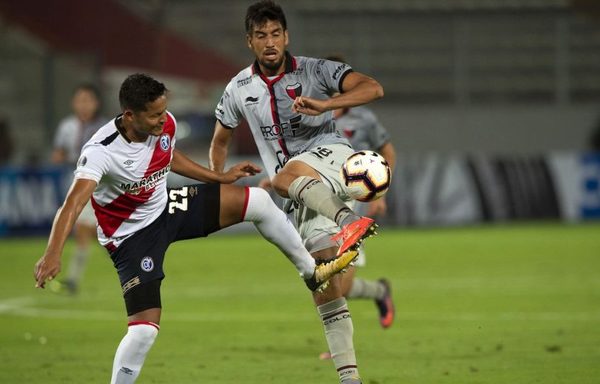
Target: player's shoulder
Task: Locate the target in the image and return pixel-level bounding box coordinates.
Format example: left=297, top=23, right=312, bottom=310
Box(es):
left=294, top=55, right=322, bottom=70
left=229, top=65, right=256, bottom=89
left=85, top=119, right=119, bottom=149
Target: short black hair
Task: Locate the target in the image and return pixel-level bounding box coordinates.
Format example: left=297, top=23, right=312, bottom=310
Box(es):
left=245, top=0, right=287, bottom=34
left=119, top=73, right=167, bottom=112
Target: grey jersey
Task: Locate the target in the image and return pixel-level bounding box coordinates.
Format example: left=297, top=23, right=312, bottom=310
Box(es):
left=216, top=53, right=351, bottom=178
left=335, top=106, right=390, bottom=152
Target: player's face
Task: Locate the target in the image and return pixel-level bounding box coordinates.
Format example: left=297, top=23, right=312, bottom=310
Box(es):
left=72, top=89, right=100, bottom=123
left=247, top=20, right=288, bottom=75
left=127, top=95, right=168, bottom=138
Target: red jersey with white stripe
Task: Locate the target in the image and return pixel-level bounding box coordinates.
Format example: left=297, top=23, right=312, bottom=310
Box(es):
left=74, top=112, right=176, bottom=248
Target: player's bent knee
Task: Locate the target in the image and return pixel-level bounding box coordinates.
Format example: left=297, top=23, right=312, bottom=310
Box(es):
left=243, top=187, right=274, bottom=222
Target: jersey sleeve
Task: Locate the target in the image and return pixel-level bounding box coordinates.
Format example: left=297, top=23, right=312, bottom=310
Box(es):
left=313, top=59, right=353, bottom=94
left=73, top=144, right=109, bottom=183
left=215, top=81, right=242, bottom=129
left=365, top=109, right=392, bottom=151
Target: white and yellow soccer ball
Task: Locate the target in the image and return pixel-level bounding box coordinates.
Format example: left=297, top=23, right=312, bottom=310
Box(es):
left=340, top=150, right=391, bottom=202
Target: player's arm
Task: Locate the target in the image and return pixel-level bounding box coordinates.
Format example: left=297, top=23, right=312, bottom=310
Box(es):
left=209, top=120, right=234, bottom=173
left=171, top=148, right=261, bottom=184
left=51, top=148, right=67, bottom=164
left=34, top=178, right=97, bottom=288
left=293, top=72, right=384, bottom=116
left=378, top=142, right=396, bottom=172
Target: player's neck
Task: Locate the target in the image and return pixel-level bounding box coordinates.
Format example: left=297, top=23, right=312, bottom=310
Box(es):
left=116, top=116, right=148, bottom=143
left=259, top=59, right=286, bottom=77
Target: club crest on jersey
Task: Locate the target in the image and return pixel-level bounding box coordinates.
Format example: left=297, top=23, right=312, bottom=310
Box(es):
left=285, top=82, right=302, bottom=99
left=159, top=134, right=171, bottom=152
left=141, top=256, right=154, bottom=272
left=343, top=128, right=355, bottom=138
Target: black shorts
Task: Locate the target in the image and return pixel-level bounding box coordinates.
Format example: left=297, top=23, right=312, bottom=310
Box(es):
left=109, top=183, right=221, bottom=296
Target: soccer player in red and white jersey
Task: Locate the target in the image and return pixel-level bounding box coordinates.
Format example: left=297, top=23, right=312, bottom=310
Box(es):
left=33, top=73, right=355, bottom=384
left=210, top=2, right=384, bottom=382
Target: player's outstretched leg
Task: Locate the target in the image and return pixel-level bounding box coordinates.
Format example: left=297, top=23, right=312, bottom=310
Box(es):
left=373, top=278, right=395, bottom=329
left=287, top=176, right=378, bottom=256
left=236, top=186, right=355, bottom=291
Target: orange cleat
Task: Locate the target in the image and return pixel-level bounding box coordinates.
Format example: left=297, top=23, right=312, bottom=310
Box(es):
left=331, top=216, right=377, bottom=256
left=375, top=279, right=395, bottom=329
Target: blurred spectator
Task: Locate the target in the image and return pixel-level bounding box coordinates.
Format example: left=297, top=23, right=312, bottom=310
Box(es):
left=49, top=83, right=108, bottom=295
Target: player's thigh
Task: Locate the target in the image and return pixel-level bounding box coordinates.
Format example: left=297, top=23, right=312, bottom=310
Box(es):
left=218, top=184, right=248, bottom=228
left=286, top=144, right=354, bottom=199
left=272, top=160, right=322, bottom=194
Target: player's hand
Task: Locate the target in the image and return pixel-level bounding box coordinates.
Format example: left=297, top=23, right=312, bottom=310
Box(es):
left=34, top=254, right=61, bottom=289
left=367, top=198, right=387, bottom=217
left=258, top=177, right=272, bottom=190
left=220, top=161, right=262, bottom=183
left=292, top=96, right=328, bottom=116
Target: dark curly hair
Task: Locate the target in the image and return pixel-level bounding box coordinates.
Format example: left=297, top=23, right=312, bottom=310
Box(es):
left=119, top=73, right=167, bottom=112
left=245, top=0, right=287, bottom=34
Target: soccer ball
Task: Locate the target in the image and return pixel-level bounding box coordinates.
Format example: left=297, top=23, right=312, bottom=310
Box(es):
left=341, top=150, right=391, bottom=202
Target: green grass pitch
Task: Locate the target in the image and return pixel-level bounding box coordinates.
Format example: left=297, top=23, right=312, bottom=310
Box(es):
left=1, top=223, right=599, bottom=383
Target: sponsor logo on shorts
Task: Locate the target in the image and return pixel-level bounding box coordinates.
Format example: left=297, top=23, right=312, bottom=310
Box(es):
left=141, top=256, right=154, bottom=272
left=160, top=134, right=171, bottom=151
left=122, top=276, right=141, bottom=294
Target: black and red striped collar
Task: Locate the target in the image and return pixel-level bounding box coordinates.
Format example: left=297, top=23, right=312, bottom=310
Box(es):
left=252, top=51, right=296, bottom=76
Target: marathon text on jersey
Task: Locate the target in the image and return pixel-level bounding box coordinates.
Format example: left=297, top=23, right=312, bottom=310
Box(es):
left=120, top=164, right=171, bottom=195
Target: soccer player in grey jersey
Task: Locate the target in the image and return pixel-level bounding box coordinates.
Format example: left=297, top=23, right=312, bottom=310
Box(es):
left=210, top=2, right=384, bottom=383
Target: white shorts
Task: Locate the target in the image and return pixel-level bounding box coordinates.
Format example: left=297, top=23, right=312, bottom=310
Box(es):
left=288, top=144, right=354, bottom=253
left=76, top=200, right=97, bottom=227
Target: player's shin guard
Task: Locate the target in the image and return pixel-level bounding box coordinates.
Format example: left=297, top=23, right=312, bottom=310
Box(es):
left=242, top=187, right=316, bottom=279
left=288, top=176, right=359, bottom=227
left=317, top=297, right=360, bottom=382
left=111, top=322, right=159, bottom=384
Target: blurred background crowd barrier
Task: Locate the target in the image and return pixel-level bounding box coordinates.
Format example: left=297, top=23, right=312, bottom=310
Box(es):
left=1, top=0, right=599, bottom=236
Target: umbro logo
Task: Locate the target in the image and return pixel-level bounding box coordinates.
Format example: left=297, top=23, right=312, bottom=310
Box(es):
left=123, top=159, right=135, bottom=167
left=120, top=367, right=134, bottom=375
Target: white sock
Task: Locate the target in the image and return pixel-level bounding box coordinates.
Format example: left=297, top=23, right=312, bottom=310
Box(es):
left=317, top=297, right=359, bottom=382
left=288, top=176, right=358, bottom=227
left=111, top=322, right=159, bottom=384
left=242, top=187, right=316, bottom=279
left=347, top=278, right=386, bottom=300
